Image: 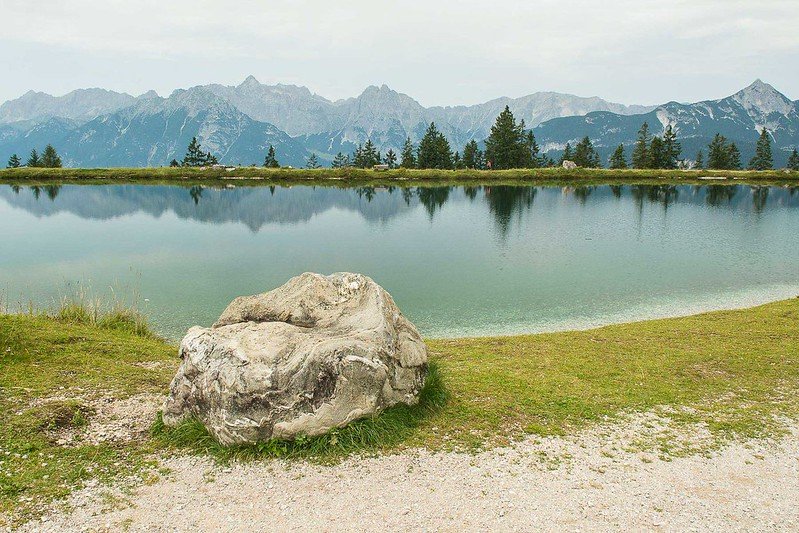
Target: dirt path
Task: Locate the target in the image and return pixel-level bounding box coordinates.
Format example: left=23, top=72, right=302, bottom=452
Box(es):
left=22, top=416, right=799, bottom=532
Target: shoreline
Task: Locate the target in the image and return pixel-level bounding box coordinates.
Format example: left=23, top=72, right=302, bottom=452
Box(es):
left=1, top=166, right=798, bottom=187
left=422, top=283, right=799, bottom=340
left=2, top=298, right=798, bottom=525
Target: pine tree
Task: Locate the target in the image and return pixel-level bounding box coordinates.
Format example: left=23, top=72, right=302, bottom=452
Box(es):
left=695, top=150, right=704, bottom=169
left=305, top=153, right=320, bottom=169
left=452, top=151, right=464, bottom=169
left=7, top=153, right=21, bottom=168
left=383, top=149, right=398, bottom=169
left=787, top=148, right=799, bottom=171
left=169, top=159, right=180, bottom=167
left=609, top=144, right=627, bottom=169
left=331, top=152, right=350, bottom=168
left=662, top=125, right=681, bottom=169
left=463, top=140, right=479, bottom=169
left=399, top=137, right=416, bottom=168
left=648, top=136, right=668, bottom=169
left=748, top=128, right=773, bottom=170
left=707, top=134, right=731, bottom=169
left=484, top=106, right=527, bottom=169
left=727, top=142, right=741, bottom=170
left=27, top=148, right=41, bottom=168
left=352, top=140, right=381, bottom=168
left=181, top=137, right=216, bottom=167
left=559, top=143, right=573, bottom=165
left=632, top=122, right=651, bottom=169
left=573, top=136, right=601, bottom=168
left=40, top=144, right=63, bottom=168
left=526, top=131, right=541, bottom=168
left=417, top=122, right=453, bottom=169
left=263, top=145, right=280, bottom=168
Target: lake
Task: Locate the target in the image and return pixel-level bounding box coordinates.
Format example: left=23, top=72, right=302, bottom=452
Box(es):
left=1, top=183, right=798, bottom=340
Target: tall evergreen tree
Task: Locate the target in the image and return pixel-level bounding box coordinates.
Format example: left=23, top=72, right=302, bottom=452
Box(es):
left=399, top=137, right=416, bottom=168
left=559, top=143, right=573, bottom=165
left=526, top=131, right=542, bottom=168
left=305, top=153, right=320, bottom=169
left=572, top=136, right=601, bottom=168
left=169, top=158, right=180, bottom=167
left=748, top=128, right=773, bottom=170
left=383, top=149, right=398, bottom=169
left=609, top=144, right=627, bottom=169
left=707, top=134, right=728, bottom=169
left=263, top=145, right=280, bottom=167
left=695, top=150, right=704, bottom=169
left=352, top=139, right=381, bottom=168
left=463, top=140, right=479, bottom=169
left=363, top=139, right=381, bottom=167
left=484, top=106, right=527, bottom=169
left=787, top=148, right=799, bottom=171
left=727, top=142, right=741, bottom=170
left=41, top=144, right=63, bottom=168
left=331, top=152, right=350, bottom=168
left=452, top=151, right=464, bottom=169
left=632, top=122, right=651, bottom=169
left=182, top=137, right=216, bottom=167
left=648, top=136, right=669, bottom=169
left=26, top=148, right=41, bottom=168
left=6, top=153, right=21, bottom=168
left=417, top=122, right=453, bottom=169
left=662, top=125, right=681, bottom=169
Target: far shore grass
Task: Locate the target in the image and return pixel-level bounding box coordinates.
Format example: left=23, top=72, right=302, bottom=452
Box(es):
left=1, top=166, right=798, bottom=187
left=1, top=298, right=798, bottom=523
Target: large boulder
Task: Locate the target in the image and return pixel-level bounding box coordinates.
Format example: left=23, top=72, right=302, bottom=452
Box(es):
left=562, top=160, right=578, bottom=170
left=161, top=273, right=428, bottom=444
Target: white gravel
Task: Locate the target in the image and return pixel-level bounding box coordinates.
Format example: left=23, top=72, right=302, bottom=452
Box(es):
left=20, top=415, right=799, bottom=532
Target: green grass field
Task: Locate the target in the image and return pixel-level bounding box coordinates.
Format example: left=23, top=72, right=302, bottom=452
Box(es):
left=1, top=298, right=798, bottom=523
left=1, top=166, right=798, bottom=187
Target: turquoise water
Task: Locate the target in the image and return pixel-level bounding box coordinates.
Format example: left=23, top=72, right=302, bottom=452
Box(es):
left=1, top=183, right=798, bottom=340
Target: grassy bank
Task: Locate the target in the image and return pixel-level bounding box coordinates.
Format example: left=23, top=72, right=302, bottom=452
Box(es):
left=1, top=166, right=798, bottom=187
left=1, top=298, right=798, bottom=523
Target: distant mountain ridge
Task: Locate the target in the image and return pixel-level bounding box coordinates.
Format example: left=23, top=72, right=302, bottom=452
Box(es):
left=533, top=80, right=799, bottom=166
left=0, top=78, right=796, bottom=168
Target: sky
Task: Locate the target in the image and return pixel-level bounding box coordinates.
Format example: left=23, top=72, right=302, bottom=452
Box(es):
left=1, top=0, right=798, bottom=106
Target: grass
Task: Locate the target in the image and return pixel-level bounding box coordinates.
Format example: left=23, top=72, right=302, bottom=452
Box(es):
left=1, top=297, right=798, bottom=524
left=1, top=165, right=798, bottom=187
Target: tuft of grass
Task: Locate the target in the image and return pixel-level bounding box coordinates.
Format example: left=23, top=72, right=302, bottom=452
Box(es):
left=152, top=362, right=447, bottom=462
left=53, top=296, right=153, bottom=338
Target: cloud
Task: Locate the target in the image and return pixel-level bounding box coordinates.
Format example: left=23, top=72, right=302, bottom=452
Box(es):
left=1, top=0, right=797, bottom=105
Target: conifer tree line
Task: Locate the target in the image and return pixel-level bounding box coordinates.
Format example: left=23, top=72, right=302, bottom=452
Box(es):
left=6, top=145, right=62, bottom=168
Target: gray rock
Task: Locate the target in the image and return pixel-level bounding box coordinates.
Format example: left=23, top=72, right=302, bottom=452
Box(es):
left=562, top=160, right=578, bottom=170
left=162, top=272, right=428, bottom=444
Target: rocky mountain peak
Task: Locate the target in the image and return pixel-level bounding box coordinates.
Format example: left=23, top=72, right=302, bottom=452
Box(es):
left=239, top=75, right=261, bottom=88
left=731, top=79, right=793, bottom=117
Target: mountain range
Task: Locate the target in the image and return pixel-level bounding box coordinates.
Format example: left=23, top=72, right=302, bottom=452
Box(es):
left=0, top=78, right=796, bottom=168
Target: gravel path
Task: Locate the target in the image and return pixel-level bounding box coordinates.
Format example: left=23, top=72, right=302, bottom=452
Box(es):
left=22, top=416, right=799, bottom=532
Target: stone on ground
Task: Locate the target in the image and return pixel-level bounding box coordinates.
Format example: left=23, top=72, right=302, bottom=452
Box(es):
left=162, top=272, right=428, bottom=444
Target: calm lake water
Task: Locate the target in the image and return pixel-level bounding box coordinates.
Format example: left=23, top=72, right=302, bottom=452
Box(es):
left=1, top=183, right=798, bottom=340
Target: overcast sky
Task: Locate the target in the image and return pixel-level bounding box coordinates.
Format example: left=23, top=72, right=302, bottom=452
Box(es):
left=2, top=0, right=798, bottom=106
